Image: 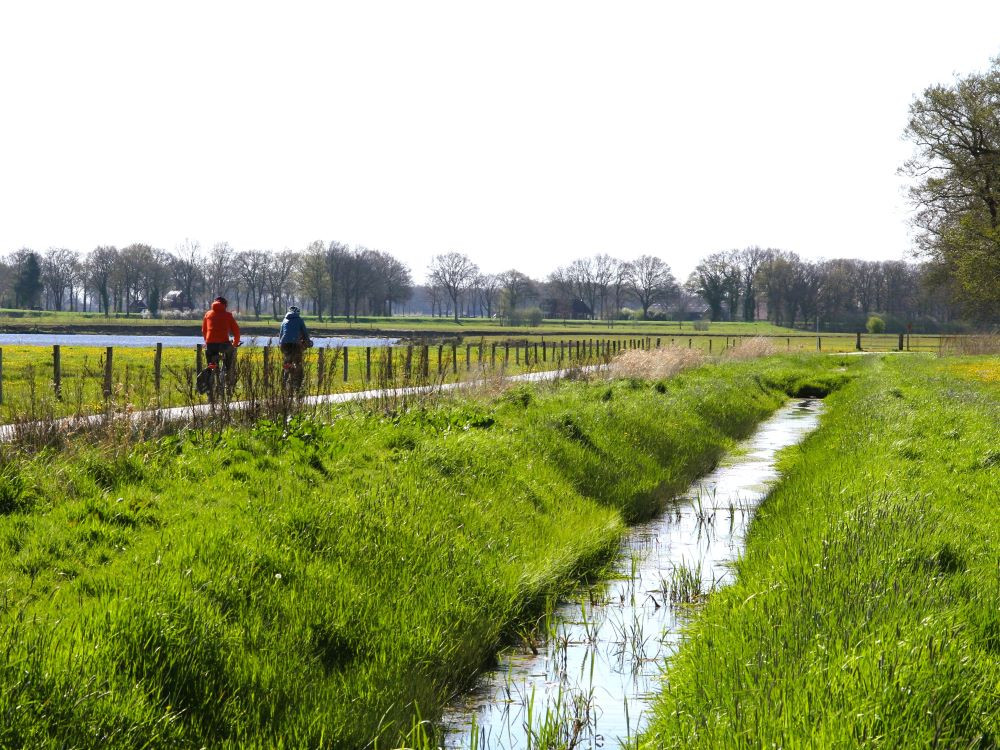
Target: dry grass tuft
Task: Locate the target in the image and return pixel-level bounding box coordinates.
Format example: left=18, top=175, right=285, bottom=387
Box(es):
left=723, top=336, right=778, bottom=360
left=606, top=347, right=706, bottom=380
left=938, top=334, right=1000, bottom=356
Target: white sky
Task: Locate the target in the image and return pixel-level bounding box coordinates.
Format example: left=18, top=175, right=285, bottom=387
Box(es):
left=2, top=1, right=999, bottom=283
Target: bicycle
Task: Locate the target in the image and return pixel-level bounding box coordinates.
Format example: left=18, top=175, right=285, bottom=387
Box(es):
left=206, top=342, right=240, bottom=403
left=280, top=339, right=311, bottom=394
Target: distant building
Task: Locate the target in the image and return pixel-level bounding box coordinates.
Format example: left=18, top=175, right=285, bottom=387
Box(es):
left=161, top=290, right=191, bottom=310
left=541, top=297, right=594, bottom=320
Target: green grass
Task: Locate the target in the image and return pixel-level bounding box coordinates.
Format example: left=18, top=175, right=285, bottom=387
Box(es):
left=0, top=355, right=847, bottom=747
left=1, top=308, right=791, bottom=334
left=643, top=354, right=1000, bottom=747
left=0, top=340, right=617, bottom=423
left=0, top=335, right=926, bottom=424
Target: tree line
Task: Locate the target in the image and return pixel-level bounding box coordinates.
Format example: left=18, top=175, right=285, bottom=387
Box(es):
left=0, top=241, right=964, bottom=331
left=0, top=241, right=413, bottom=321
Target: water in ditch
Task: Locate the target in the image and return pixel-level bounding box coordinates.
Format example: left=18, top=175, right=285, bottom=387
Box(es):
left=440, top=398, right=825, bottom=748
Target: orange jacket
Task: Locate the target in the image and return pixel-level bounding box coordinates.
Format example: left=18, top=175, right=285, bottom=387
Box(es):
left=202, top=300, right=241, bottom=345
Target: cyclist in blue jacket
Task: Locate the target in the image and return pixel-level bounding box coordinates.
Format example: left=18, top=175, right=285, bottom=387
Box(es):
left=278, top=306, right=312, bottom=390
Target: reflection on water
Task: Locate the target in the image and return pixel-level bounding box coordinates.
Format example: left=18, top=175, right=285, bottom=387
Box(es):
left=441, top=399, right=824, bottom=748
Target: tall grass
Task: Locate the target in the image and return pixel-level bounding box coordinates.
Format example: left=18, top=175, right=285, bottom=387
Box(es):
left=939, top=333, right=1000, bottom=355
left=0, top=341, right=607, bottom=428
left=0, top=355, right=849, bottom=747
left=644, top=355, right=1000, bottom=747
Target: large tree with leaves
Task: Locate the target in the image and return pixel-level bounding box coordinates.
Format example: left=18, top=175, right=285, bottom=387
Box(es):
left=902, top=57, right=1000, bottom=321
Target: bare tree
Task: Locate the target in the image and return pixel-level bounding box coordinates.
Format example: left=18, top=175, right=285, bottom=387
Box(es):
left=626, top=255, right=677, bottom=318
left=757, top=250, right=802, bottom=326
left=236, top=249, right=270, bottom=319
left=265, top=249, right=298, bottom=318
left=325, top=241, right=351, bottom=319
left=370, top=252, right=413, bottom=316
left=476, top=273, right=502, bottom=318
left=736, top=246, right=770, bottom=321
left=41, top=248, right=79, bottom=311
left=567, top=257, right=598, bottom=318
left=545, top=266, right=576, bottom=319
left=428, top=252, right=479, bottom=323
left=170, top=239, right=203, bottom=310
left=296, top=240, right=328, bottom=320
left=0, top=256, right=12, bottom=307
left=205, top=242, right=234, bottom=304
left=592, top=254, right=619, bottom=320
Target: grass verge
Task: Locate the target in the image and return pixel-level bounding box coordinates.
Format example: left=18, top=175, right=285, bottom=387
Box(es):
left=643, top=355, right=1000, bottom=747
left=0, top=355, right=848, bottom=747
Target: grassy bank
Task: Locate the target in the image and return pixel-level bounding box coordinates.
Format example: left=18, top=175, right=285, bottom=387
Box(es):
left=0, top=355, right=846, bottom=747
left=644, top=355, right=1000, bottom=747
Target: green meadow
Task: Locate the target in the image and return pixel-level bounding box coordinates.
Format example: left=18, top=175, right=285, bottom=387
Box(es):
left=0, top=355, right=845, bottom=748
left=644, top=355, right=1000, bottom=747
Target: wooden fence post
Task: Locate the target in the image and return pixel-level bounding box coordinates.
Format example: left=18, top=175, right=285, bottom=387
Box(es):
left=154, top=342, right=163, bottom=394
left=405, top=345, right=413, bottom=378
left=708, top=339, right=712, bottom=354
left=452, top=343, right=458, bottom=374
left=816, top=336, right=822, bottom=351
left=263, top=345, right=271, bottom=389
left=856, top=332, right=862, bottom=351
left=343, top=346, right=349, bottom=381
left=542, top=341, right=547, bottom=362
left=52, top=345, right=62, bottom=399
left=465, top=344, right=471, bottom=371
left=504, top=342, right=510, bottom=366
left=384, top=347, right=392, bottom=380
left=515, top=343, right=520, bottom=365
left=491, top=343, right=496, bottom=369
left=898, top=333, right=904, bottom=351
left=104, top=346, right=114, bottom=398
left=422, top=345, right=430, bottom=378
left=437, top=344, right=443, bottom=374
left=534, top=342, right=539, bottom=364
left=366, top=347, right=372, bottom=381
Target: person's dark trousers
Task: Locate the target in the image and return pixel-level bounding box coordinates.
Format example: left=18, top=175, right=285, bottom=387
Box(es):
left=205, top=342, right=237, bottom=388
left=281, top=343, right=304, bottom=390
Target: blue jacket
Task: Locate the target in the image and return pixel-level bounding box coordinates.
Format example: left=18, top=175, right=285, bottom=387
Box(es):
left=279, top=311, right=310, bottom=345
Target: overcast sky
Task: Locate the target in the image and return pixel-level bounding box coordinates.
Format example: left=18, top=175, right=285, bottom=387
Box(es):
left=2, top=1, right=999, bottom=283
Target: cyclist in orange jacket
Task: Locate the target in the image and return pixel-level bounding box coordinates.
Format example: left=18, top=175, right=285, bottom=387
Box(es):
left=202, top=296, right=241, bottom=389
